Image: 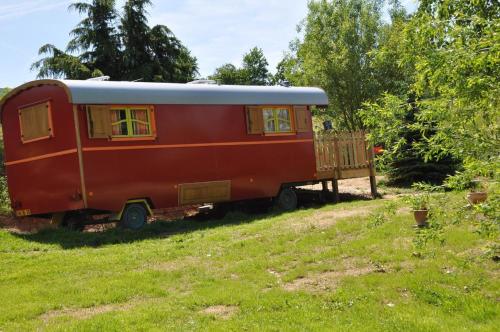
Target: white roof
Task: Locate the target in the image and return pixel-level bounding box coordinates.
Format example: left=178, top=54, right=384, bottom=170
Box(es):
left=0, top=79, right=329, bottom=107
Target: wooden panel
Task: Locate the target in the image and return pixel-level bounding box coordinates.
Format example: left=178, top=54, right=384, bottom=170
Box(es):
left=246, top=106, right=264, bottom=134
left=179, top=180, right=231, bottom=205
left=87, top=105, right=112, bottom=138
left=294, top=106, right=310, bottom=132
left=316, top=169, right=336, bottom=180
left=339, top=168, right=371, bottom=179
left=19, top=101, right=52, bottom=143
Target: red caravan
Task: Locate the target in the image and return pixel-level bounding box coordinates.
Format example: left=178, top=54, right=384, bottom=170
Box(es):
left=0, top=79, right=331, bottom=227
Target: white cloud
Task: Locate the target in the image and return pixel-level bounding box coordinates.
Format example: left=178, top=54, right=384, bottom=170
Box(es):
left=0, top=0, right=71, bottom=21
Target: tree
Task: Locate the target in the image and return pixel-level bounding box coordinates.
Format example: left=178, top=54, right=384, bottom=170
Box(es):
left=209, top=47, right=270, bottom=85
left=67, top=0, right=122, bottom=79
left=291, top=0, right=384, bottom=131
left=149, top=25, right=198, bottom=83
left=31, top=44, right=100, bottom=79
left=209, top=64, right=244, bottom=85
left=361, top=94, right=458, bottom=186
left=403, top=0, right=499, bottom=180
left=120, top=0, right=152, bottom=80
left=241, top=47, right=269, bottom=85
left=32, top=0, right=198, bottom=83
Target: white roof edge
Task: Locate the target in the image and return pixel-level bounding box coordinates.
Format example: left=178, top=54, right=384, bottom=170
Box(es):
left=60, top=79, right=329, bottom=106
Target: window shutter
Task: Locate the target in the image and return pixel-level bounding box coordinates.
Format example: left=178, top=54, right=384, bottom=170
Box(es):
left=87, top=105, right=112, bottom=138
left=294, top=106, right=310, bottom=133
left=246, top=106, right=264, bottom=134
left=19, top=102, right=52, bottom=142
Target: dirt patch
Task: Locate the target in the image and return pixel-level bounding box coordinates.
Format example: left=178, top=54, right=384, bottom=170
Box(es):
left=302, top=176, right=385, bottom=197
left=40, top=299, right=148, bottom=322
left=200, top=305, right=238, bottom=319
left=283, top=266, right=374, bottom=292
left=289, top=208, right=371, bottom=232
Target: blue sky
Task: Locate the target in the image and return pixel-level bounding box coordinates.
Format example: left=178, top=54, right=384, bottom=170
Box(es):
left=0, top=0, right=418, bottom=88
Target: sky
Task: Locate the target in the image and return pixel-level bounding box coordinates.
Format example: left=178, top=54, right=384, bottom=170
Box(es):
left=0, top=0, right=418, bottom=88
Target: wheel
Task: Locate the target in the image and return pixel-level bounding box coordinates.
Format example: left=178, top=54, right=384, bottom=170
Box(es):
left=61, top=212, right=86, bottom=231
left=276, top=188, right=298, bottom=211
left=121, top=203, right=148, bottom=229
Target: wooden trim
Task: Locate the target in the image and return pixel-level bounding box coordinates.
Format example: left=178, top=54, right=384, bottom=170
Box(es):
left=4, top=148, right=78, bottom=166
left=17, top=98, right=53, bottom=110
left=82, top=139, right=314, bottom=152
left=73, top=105, right=88, bottom=208
left=20, top=135, right=53, bottom=144
left=339, top=168, right=371, bottom=179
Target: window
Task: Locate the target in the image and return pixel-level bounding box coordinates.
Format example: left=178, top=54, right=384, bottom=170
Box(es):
left=19, top=101, right=53, bottom=143
left=111, top=108, right=152, bottom=137
left=87, top=105, right=156, bottom=140
left=263, top=107, right=292, bottom=133
left=246, top=105, right=309, bottom=135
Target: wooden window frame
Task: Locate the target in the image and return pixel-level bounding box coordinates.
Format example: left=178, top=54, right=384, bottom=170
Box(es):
left=261, top=105, right=296, bottom=136
left=86, top=105, right=157, bottom=141
left=18, top=99, right=54, bottom=144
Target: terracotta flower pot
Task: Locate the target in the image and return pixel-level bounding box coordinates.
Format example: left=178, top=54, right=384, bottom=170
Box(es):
left=413, top=209, right=429, bottom=227
left=467, top=192, right=487, bottom=205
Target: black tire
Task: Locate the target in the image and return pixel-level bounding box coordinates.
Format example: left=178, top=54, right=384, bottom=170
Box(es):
left=121, top=203, right=148, bottom=230
left=276, top=188, right=298, bottom=211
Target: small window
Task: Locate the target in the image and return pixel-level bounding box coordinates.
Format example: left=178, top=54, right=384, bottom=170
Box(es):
left=246, top=105, right=310, bottom=135
left=87, top=105, right=155, bottom=139
left=262, top=107, right=292, bottom=133
left=111, top=108, right=152, bottom=137
left=18, top=101, right=53, bottom=143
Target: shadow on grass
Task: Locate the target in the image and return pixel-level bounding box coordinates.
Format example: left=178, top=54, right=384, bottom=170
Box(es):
left=12, top=190, right=372, bottom=250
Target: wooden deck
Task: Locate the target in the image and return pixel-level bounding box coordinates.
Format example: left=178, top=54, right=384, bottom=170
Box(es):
left=314, top=131, right=377, bottom=198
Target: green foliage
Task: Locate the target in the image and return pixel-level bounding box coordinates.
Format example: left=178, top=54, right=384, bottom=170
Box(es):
left=445, top=159, right=499, bottom=191
left=406, top=193, right=430, bottom=210
left=32, top=0, right=198, bottom=82
left=241, top=47, right=270, bottom=85
left=0, top=88, right=10, bottom=99
left=209, top=64, right=244, bottom=85
left=403, top=0, right=500, bottom=182
left=67, top=0, right=122, bottom=79
left=367, top=201, right=397, bottom=228
left=209, top=47, right=270, bottom=85
left=120, top=0, right=152, bottom=80
left=0, top=177, right=10, bottom=214
left=283, top=0, right=388, bottom=130
left=361, top=94, right=458, bottom=185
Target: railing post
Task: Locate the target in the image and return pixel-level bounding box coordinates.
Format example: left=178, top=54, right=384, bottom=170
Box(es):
left=367, top=136, right=378, bottom=198
left=332, top=136, right=341, bottom=203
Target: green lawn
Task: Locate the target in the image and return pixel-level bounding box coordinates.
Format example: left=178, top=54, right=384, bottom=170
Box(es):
left=0, top=192, right=498, bottom=331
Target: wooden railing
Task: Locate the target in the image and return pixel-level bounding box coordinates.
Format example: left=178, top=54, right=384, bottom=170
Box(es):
left=314, top=131, right=374, bottom=180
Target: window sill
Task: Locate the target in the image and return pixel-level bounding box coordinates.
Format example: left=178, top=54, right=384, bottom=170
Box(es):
left=263, top=132, right=296, bottom=137
left=22, top=135, right=53, bottom=144
left=110, top=136, right=157, bottom=142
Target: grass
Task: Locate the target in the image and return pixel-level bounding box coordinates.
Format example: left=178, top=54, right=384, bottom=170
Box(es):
left=0, top=192, right=498, bottom=331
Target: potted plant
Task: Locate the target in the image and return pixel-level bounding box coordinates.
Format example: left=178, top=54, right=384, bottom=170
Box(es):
left=408, top=193, right=430, bottom=227
left=467, top=179, right=488, bottom=205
